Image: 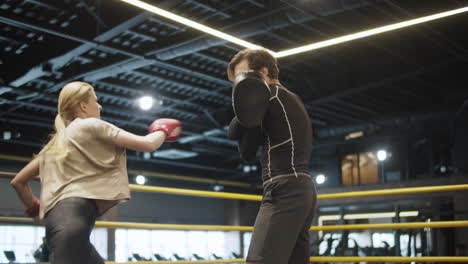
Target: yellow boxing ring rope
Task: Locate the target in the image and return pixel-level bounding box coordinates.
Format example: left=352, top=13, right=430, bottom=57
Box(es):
left=0, top=216, right=467, bottom=232
left=104, top=256, right=468, bottom=263
left=1, top=171, right=467, bottom=263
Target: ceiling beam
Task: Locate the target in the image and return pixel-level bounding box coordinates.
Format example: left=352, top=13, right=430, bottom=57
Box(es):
left=6, top=12, right=152, bottom=87
left=151, top=0, right=370, bottom=61
left=306, top=58, right=459, bottom=107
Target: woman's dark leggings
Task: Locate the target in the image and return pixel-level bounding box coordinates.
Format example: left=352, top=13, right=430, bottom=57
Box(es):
left=44, top=197, right=104, bottom=264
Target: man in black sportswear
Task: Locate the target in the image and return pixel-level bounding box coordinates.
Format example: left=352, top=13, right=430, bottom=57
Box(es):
left=227, top=49, right=317, bottom=264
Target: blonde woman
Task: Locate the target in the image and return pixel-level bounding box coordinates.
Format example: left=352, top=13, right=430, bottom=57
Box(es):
left=10, top=81, right=182, bottom=264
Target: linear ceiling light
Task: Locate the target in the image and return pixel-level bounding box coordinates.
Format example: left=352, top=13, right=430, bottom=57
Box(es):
left=275, top=6, right=468, bottom=58
left=120, top=0, right=269, bottom=51
left=120, top=1, right=467, bottom=58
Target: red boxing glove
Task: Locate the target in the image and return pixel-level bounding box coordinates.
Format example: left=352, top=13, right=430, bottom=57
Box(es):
left=24, top=199, right=40, bottom=217
left=149, top=118, right=182, bottom=142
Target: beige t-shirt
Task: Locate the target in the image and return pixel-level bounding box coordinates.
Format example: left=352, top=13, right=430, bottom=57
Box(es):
left=38, top=117, right=130, bottom=219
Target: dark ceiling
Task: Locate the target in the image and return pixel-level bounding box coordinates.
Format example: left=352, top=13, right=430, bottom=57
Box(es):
left=1, top=0, right=467, bottom=183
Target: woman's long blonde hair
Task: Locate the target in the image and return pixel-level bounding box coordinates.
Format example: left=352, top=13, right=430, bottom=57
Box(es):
left=37, top=81, right=95, bottom=158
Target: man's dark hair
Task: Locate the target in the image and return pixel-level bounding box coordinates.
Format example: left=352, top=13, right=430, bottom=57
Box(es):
left=227, top=49, right=279, bottom=81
